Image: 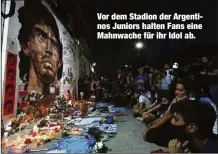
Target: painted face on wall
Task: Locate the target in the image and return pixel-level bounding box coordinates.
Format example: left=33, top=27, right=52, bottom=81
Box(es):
left=8, top=70, right=16, bottom=81
left=6, top=85, right=14, bottom=96
left=5, top=101, right=13, bottom=112
left=24, top=24, right=61, bottom=83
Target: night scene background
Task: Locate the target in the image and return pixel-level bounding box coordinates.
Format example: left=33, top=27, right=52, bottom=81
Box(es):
left=41, top=0, right=217, bottom=78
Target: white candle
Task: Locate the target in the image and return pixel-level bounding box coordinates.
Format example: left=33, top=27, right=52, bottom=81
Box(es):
left=4, top=132, right=8, bottom=138
left=17, top=134, right=21, bottom=142
left=5, top=138, right=8, bottom=146
left=61, top=113, right=64, bottom=124
left=19, top=124, right=22, bottom=132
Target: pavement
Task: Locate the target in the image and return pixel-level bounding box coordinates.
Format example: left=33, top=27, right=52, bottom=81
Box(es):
left=105, top=110, right=167, bottom=153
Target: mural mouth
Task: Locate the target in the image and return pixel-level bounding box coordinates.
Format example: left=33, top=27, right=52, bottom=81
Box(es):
left=42, top=60, right=54, bottom=70
left=44, top=62, right=53, bottom=68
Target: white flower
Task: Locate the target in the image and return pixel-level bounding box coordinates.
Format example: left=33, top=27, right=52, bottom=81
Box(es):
left=5, top=126, right=12, bottom=131
left=97, top=142, right=104, bottom=148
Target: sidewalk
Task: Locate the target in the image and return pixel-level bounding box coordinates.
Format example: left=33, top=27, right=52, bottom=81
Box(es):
left=105, top=110, right=167, bottom=153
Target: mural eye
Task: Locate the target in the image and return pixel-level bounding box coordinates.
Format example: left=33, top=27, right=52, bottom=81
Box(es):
left=36, top=33, right=47, bottom=41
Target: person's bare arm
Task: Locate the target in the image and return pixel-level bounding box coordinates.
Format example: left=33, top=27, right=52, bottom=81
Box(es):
left=140, top=107, right=148, bottom=114
left=143, top=112, right=172, bottom=137
left=148, top=100, right=158, bottom=109
left=133, top=103, right=140, bottom=111
left=138, top=103, right=145, bottom=111
left=146, top=104, right=161, bottom=114
left=143, top=100, right=158, bottom=110
left=140, top=100, right=158, bottom=114
left=149, top=110, right=173, bottom=129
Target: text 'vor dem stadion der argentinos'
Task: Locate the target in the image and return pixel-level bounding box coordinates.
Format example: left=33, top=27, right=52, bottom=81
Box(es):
left=96, top=13, right=203, bottom=40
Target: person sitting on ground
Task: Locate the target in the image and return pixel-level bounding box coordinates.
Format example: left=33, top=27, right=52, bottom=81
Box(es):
left=133, top=89, right=152, bottom=118
left=141, top=90, right=171, bottom=123
left=143, top=79, right=190, bottom=147
left=196, top=88, right=218, bottom=135
left=168, top=100, right=218, bottom=153
left=139, top=90, right=161, bottom=117
left=130, top=90, right=140, bottom=108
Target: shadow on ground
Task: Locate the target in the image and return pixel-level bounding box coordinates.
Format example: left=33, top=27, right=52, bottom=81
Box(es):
left=105, top=110, right=167, bottom=153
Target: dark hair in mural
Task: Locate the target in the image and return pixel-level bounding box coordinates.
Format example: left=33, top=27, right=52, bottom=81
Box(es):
left=18, top=0, right=63, bottom=82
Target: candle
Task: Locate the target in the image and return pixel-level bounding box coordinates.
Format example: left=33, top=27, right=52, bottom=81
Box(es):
left=5, top=138, right=8, bottom=146
left=4, top=132, right=8, bottom=138
left=61, top=113, right=64, bottom=124
left=19, top=124, right=22, bottom=132
left=33, top=125, right=39, bottom=134
left=48, top=122, right=50, bottom=132
left=17, top=134, right=21, bottom=142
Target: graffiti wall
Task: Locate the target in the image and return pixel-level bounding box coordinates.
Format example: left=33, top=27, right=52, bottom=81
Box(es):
left=79, top=51, right=90, bottom=79
left=58, top=29, right=78, bottom=95
left=1, top=0, right=89, bottom=119
left=3, top=52, right=17, bottom=116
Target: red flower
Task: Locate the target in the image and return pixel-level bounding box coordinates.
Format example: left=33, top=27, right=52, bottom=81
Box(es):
left=24, top=138, right=31, bottom=144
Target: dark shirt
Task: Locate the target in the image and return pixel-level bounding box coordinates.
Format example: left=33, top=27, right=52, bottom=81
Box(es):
left=201, top=63, right=218, bottom=85
left=134, top=75, right=147, bottom=90
left=203, top=134, right=218, bottom=153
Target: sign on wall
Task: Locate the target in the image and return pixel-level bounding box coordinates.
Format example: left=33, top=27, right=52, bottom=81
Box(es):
left=3, top=52, right=17, bottom=116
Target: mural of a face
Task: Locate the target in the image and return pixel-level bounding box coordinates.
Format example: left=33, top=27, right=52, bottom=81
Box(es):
left=23, top=24, right=61, bottom=83
left=18, top=1, right=63, bottom=96
left=5, top=100, right=13, bottom=112
left=6, top=85, right=14, bottom=96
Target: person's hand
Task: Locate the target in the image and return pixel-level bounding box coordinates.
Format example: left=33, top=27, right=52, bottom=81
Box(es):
left=147, top=122, right=156, bottom=130
left=140, top=110, right=145, bottom=115
left=143, top=112, right=149, bottom=117
left=168, top=139, right=183, bottom=153
left=168, top=139, right=190, bottom=153
left=146, top=123, right=152, bottom=131
left=147, top=109, right=152, bottom=113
